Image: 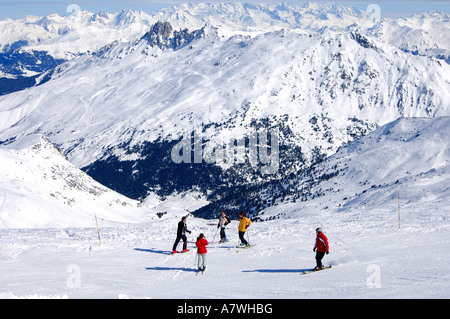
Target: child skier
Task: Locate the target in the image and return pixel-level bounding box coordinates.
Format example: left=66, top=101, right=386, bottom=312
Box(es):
left=313, top=227, right=329, bottom=271
left=238, top=212, right=252, bottom=247
left=172, top=216, right=192, bottom=254
left=217, top=211, right=231, bottom=243
left=195, top=233, right=208, bottom=274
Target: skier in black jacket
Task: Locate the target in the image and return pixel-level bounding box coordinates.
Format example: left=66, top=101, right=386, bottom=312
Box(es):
left=172, top=216, right=192, bottom=253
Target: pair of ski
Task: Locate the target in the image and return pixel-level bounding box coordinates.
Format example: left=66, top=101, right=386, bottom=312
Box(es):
left=300, top=265, right=332, bottom=275
left=170, top=250, right=189, bottom=255
left=196, top=268, right=206, bottom=276
left=236, top=243, right=256, bottom=253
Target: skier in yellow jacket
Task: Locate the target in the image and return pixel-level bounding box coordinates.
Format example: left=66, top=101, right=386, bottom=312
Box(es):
left=238, top=211, right=252, bottom=247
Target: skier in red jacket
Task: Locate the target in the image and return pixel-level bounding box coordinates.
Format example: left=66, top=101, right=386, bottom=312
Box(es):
left=195, top=233, right=208, bottom=274
left=313, top=227, right=329, bottom=271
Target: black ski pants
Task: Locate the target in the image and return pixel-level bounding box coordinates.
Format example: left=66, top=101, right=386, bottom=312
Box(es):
left=172, top=235, right=187, bottom=251
left=220, top=228, right=227, bottom=241
left=315, top=251, right=325, bottom=268
left=239, top=231, right=248, bottom=245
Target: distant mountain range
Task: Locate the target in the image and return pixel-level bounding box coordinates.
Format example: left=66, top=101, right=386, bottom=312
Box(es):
left=1, top=3, right=449, bottom=92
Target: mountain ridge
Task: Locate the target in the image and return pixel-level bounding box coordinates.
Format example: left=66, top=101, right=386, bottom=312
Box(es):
left=1, top=3, right=449, bottom=95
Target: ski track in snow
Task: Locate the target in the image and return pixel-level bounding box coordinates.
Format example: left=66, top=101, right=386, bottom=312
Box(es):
left=1, top=206, right=449, bottom=299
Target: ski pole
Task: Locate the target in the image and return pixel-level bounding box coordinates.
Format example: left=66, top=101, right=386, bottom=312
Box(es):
left=211, top=227, right=219, bottom=245
left=194, top=252, right=198, bottom=268
left=94, top=213, right=101, bottom=246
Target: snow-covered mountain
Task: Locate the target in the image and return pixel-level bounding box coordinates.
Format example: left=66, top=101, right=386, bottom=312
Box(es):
left=315, top=116, right=450, bottom=213
left=0, top=9, right=155, bottom=94
left=0, top=134, right=149, bottom=228
left=0, top=9, right=154, bottom=60
left=222, top=116, right=450, bottom=221
left=368, top=11, right=450, bottom=63
left=0, top=5, right=449, bottom=213
left=1, top=3, right=449, bottom=95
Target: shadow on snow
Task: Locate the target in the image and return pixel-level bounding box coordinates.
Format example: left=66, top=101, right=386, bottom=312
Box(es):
left=134, top=248, right=171, bottom=255
left=145, top=266, right=197, bottom=272
left=242, top=268, right=312, bottom=273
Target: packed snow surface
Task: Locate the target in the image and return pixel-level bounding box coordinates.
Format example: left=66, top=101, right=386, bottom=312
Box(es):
left=0, top=205, right=448, bottom=299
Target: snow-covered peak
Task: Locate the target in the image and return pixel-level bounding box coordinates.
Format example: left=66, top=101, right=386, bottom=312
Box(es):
left=369, top=11, right=450, bottom=62
left=139, top=21, right=206, bottom=51
left=0, top=135, right=148, bottom=228
left=148, top=2, right=371, bottom=39
left=0, top=9, right=155, bottom=59
left=1, top=134, right=49, bottom=151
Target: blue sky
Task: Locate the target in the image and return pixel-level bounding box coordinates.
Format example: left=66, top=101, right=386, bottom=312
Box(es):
left=0, top=0, right=448, bottom=20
